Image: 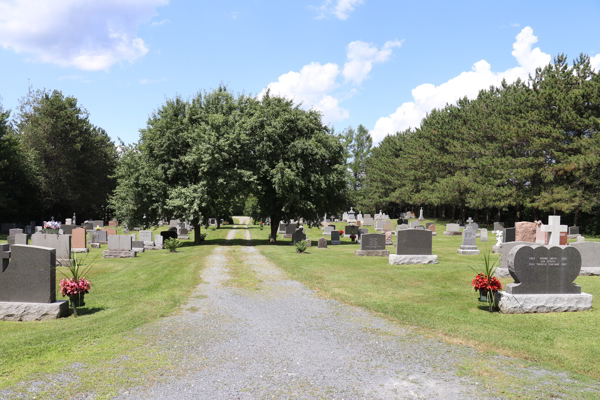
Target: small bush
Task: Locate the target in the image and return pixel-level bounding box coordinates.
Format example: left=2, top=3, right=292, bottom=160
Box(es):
left=198, top=233, right=207, bottom=242
left=295, top=240, right=307, bottom=253
left=164, top=238, right=181, bottom=253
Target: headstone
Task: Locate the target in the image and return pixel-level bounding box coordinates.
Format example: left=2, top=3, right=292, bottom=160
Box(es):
left=444, top=223, right=461, bottom=236
left=318, top=237, right=328, bottom=249
left=492, top=231, right=504, bottom=254
left=81, top=222, right=93, bottom=230
left=425, top=222, right=433, bottom=229
left=355, top=233, right=388, bottom=256
left=364, top=214, right=371, bottom=219
left=456, top=226, right=479, bottom=255
left=382, top=221, right=393, bottom=232
left=568, top=226, right=580, bottom=239
left=389, top=229, right=438, bottom=265
left=479, top=228, right=488, bottom=243
left=504, top=227, right=516, bottom=243
left=154, top=234, right=164, bottom=249
left=560, top=232, right=568, bottom=245
left=61, top=225, right=76, bottom=235
left=170, top=219, right=180, bottom=227
left=493, top=222, right=504, bottom=232
left=323, top=226, right=335, bottom=236
left=357, top=228, right=369, bottom=243
left=161, top=231, right=177, bottom=240
left=330, top=231, right=341, bottom=245
left=284, top=224, right=298, bottom=239
left=356, top=214, right=363, bottom=221
left=345, top=225, right=359, bottom=236
left=14, top=234, right=28, bottom=246
left=515, top=221, right=537, bottom=243
left=347, top=208, right=356, bottom=222
left=427, top=224, right=436, bottom=236
left=71, top=228, right=88, bottom=253
left=497, top=245, right=592, bottom=313
left=178, top=228, right=189, bottom=239
left=105, top=235, right=136, bottom=258
left=108, top=220, right=118, bottom=227
left=507, top=245, right=581, bottom=294
left=291, top=229, right=306, bottom=244
left=96, top=230, right=108, bottom=243
left=65, top=218, right=72, bottom=225
left=362, top=217, right=374, bottom=226
left=140, top=231, right=153, bottom=242
left=535, top=225, right=548, bottom=245
left=418, top=207, right=425, bottom=221
left=103, top=228, right=116, bottom=236
left=31, top=234, right=72, bottom=263
left=410, top=221, right=420, bottom=228
left=132, top=241, right=145, bottom=252
left=540, top=216, right=568, bottom=246
left=571, top=242, right=600, bottom=275
left=208, top=218, right=217, bottom=226
left=375, top=220, right=385, bottom=231
left=385, top=231, right=393, bottom=246
left=396, top=224, right=409, bottom=231
left=278, top=223, right=286, bottom=234
left=342, top=212, right=349, bottom=222
left=0, top=244, right=64, bottom=308
left=91, top=220, right=104, bottom=229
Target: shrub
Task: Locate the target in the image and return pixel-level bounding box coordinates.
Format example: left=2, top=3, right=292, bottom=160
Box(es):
left=164, top=238, right=181, bottom=253
left=198, top=233, right=207, bottom=242
left=295, top=240, right=307, bottom=253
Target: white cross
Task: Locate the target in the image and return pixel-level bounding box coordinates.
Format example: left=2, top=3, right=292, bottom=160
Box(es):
left=541, top=215, right=568, bottom=246
left=466, top=217, right=474, bottom=225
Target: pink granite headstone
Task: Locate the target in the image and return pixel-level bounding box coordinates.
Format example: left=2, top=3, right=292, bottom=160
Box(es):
left=103, top=228, right=117, bottom=236
left=384, top=231, right=393, bottom=245
left=535, top=225, right=548, bottom=245
left=560, top=232, right=568, bottom=245
left=72, top=228, right=86, bottom=249
left=428, top=224, right=436, bottom=233
left=515, top=221, right=537, bottom=243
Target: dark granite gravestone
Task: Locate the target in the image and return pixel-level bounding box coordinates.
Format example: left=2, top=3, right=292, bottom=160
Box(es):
left=396, top=229, right=432, bottom=255
left=494, top=222, right=504, bottom=231
left=291, top=229, right=306, bottom=244
left=507, top=245, right=582, bottom=294
left=132, top=241, right=145, bottom=248
left=318, top=238, right=328, bottom=249
left=360, top=233, right=385, bottom=251
left=178, top=227, right=189, bottom=236
left=61, top=225, right=76, bottom=235
left=504, top=227, right=516, bottom=243
left=345, top=225, right=359, bottom=236
left=569, top=226, right=580, bottom=236
left=285, top=224, right=298, bottom=235
left=0, top=244, right=56, bottom=303
left=161, top=230, right=178, bottom=240
left=330, top=231, right=341, bottom=245
left=278, top=223, right=286, bottom=233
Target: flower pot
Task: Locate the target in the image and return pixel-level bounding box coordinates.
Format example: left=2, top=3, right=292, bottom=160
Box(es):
left=69, top=293, right=86, bottom=308
left=478, top=289, right=489, bottom=302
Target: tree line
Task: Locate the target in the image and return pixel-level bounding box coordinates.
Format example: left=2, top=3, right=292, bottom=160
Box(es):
left=357, top=54, right=600, bottom=233
left=0, top=88, right=117, bottom=224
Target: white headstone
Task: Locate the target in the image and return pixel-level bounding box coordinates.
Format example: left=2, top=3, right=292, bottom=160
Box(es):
left=541, top=216, right=568, bottom=246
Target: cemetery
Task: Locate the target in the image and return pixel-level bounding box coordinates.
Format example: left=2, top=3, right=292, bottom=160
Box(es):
left=1, top=15, right=600, bottom=396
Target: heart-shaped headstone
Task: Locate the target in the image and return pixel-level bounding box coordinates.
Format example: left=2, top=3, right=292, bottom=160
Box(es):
left=507, top=245, right=581, bottom=294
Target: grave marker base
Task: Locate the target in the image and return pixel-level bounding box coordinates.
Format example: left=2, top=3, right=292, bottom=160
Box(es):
left=497, top=292, right=592, bottom=314
left=444, top=231, right=462, bottom=236
left=355, top=250, right=388, bottom=257
left=177, top=235, right=189, bottom=240
left=0, top=301, right=68, bottom=321
left=456, top=245, right=481, bottom=255
left=103, top=250, right=136, bottom=259
left=72, top=248, right=89, bottom=253
left=388, top=255, right=438, bottom=265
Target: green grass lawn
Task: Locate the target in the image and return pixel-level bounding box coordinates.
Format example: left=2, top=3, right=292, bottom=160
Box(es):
left=0, top=225, right=233, bottom=397
left=249, top=219, right=600, bottom=381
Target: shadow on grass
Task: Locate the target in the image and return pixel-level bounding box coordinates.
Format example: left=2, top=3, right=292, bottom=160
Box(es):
left=68, top=307, right=105, bottom=317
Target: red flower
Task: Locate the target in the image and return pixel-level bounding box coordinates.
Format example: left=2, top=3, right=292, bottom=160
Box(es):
left=339, top=230, right=344, bottom=235
left=472, top=273, right=502, bottom=292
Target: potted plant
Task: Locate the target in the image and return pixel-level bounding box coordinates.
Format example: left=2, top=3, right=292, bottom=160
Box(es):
left=470, top=252, right=503, bottom=311
left=59, top=252, right=96, bottom=317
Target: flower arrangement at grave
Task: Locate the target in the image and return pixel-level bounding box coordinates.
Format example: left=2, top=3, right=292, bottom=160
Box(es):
left=470, top=252, right=502, bottom=311
left=535, top=220, right=542, bottom=227
left=260, top=222, right=264, bottom=231
left=43, top=220, right=61, bottom=234
left=95, top=225, right=102, bottom=230
left=350, top=234, right=357, bottom=242
left=59, top=252, right=97, bottom=317
left=339, top=230, right=344, bottom=237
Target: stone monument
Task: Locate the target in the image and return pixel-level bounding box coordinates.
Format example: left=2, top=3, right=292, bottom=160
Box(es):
left=355, top=233, right=388, bottom=257
left=389, top=229, right=438, bottom=265
left=456, top=226, right=480, bottom=255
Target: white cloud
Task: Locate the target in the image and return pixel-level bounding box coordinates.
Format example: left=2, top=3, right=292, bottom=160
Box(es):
left=231, top=11, right=238, bottom=19
left=343, top=40, right=403, bottom=85
left=0, top=0, right=168, bottom=71
left=260, top=39, right=401, bottom=125
left=150, top=19, right=170, bottom=26
left=591, top=54, right=600, bottom=72
left=370, top=26, right=552, bottom=143
left=258, top=62, right=348, bottom=124
left=312, top=0, right=364, bottom=20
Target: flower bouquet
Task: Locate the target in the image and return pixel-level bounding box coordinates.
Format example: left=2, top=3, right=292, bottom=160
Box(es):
left=470, top=252, right=502, bottom=311
left=350, top=234, right=357, bottom=242
left=59, top=252, right=96, bottom=317
left=43, top=220, right=61, bottom=234
left=339, top=230, right=344, bottom=237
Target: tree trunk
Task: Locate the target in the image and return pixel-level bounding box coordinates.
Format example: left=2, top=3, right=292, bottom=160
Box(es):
left=193, top=217, right=201, bottom=245
left=270, top=213, right=279, bottom=243
left=574, top=208, right=579, bottom=226
left=496, top=209, right=501, bottom=222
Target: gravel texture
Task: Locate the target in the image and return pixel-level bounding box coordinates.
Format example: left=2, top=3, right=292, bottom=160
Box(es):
left=112, top=225, right=493, bottom=399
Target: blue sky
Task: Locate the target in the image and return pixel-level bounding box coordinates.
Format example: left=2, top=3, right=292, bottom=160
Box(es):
left=1, top=0, right=599, bottom=145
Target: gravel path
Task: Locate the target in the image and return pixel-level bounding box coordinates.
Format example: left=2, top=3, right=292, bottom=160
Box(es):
left=111, top=225, right=597, bottom=400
